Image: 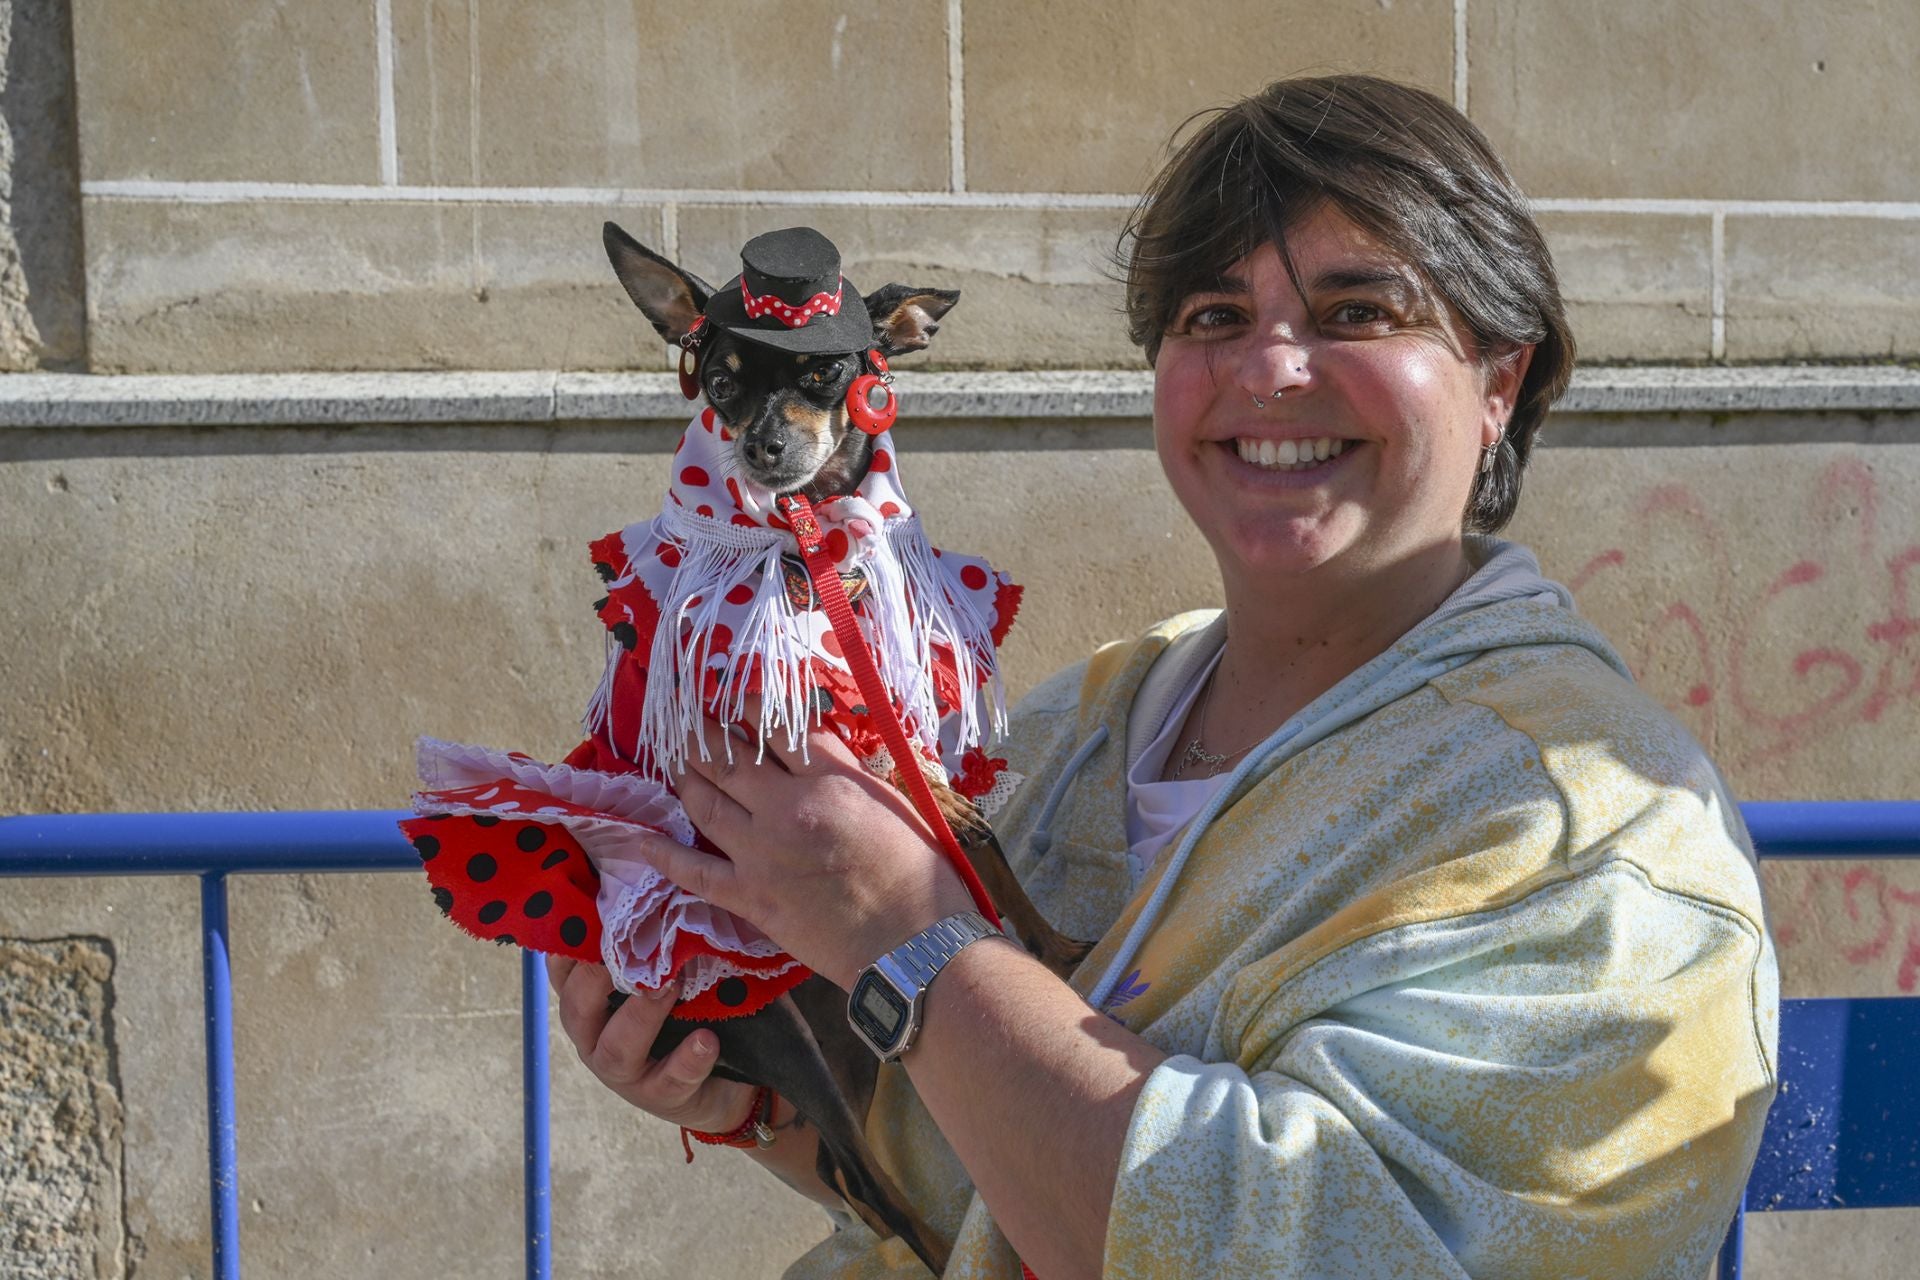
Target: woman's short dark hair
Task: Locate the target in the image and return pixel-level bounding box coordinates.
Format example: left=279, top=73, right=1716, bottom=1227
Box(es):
left=1121, top=74, right=1575, bottom=534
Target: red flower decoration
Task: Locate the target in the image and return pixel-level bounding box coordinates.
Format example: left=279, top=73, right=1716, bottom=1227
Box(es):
left=953, top=747, right=1010, bottom=800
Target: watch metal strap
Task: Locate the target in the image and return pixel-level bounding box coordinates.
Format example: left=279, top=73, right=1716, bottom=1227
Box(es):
left=884, top=910, right=1001, bottom=990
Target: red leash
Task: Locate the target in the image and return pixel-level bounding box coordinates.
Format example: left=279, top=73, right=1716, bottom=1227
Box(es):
left=775, top=493, right=1000, bottom=924
left=782, top=494, right=1036, bottom=1278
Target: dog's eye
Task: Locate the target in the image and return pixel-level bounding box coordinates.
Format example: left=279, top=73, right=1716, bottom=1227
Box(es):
left=802, top=360, right=845, bottom=389
left=708, top=372, right=738, bottom=401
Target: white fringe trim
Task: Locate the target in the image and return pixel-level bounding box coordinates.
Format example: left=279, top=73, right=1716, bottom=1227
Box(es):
left=884, top=515, right=1010, bottom=750
left=590, top=505, right=1010, bottom=782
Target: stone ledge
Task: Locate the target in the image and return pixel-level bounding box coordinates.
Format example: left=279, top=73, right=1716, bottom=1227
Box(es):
left=2, top=366, right=1918, bottom=428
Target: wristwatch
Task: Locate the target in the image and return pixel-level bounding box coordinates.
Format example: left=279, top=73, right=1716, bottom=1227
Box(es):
left=847, top=910, right=1003, bottom=1061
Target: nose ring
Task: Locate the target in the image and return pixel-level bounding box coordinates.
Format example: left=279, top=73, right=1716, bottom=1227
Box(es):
left=1249, top=366, right=1306, bottom=410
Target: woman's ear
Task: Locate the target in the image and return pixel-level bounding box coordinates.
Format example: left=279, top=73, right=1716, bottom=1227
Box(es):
left=1483, top=343, right=1535, bottom=446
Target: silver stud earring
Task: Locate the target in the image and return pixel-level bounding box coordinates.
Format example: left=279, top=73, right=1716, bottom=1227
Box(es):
left=1479, top=440, right=1500, bottom=475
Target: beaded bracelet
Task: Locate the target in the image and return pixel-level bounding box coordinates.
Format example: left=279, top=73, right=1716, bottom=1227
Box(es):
left=680, top=1085, right=776, bottom=1163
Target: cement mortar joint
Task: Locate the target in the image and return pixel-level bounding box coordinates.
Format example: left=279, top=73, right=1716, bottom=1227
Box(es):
left=2, top=366, right=1920, bottom=429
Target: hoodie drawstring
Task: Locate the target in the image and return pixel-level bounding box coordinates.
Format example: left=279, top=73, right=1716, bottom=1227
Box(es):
left=1026, top=726, right=1109, bottom=860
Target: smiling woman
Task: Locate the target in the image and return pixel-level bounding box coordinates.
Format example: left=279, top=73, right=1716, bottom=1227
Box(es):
left=1152, top=219, right=1520, bottom=610
left=555, top=75, right=1779, bottom=1280
left=1123, top=73, right=1573, bottom=537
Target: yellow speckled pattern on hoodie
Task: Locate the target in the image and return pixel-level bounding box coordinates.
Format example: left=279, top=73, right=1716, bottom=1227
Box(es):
left=787, top=558, right=1778, bottom=1280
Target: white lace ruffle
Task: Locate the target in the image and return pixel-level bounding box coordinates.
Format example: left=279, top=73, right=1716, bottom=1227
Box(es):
left=413, top=735, right=790, bottom=999
left=596, top=863, right=795, bottom=997
left=974, top=768, right=1025, bottom=821
left=414, top=736, right=696, bottom=846
left=673, top=953, right=808, bottom=1003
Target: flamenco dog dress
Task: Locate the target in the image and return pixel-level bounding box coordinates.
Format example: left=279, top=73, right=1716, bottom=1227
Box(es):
left=401, top=407, right=1021, bottom=1020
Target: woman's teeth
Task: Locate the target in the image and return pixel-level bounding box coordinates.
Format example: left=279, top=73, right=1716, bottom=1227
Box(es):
left=1234, top=436, right=1347, bottom=470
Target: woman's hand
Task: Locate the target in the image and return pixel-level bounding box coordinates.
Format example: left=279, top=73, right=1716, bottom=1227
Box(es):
left=634, top=712, right=978, bottom=989
left=545, top=953, right=755, bottom=1133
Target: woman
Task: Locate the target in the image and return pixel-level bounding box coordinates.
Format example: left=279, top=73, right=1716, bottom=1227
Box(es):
left=547, top=75, right=1778, bottom=1279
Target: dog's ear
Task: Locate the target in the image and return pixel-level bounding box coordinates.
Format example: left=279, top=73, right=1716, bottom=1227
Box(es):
left=603, top=222, right=714, bottom=344
left=864, top=285, right=960, bottom=357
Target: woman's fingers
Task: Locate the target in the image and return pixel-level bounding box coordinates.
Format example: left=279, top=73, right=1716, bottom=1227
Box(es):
left=545, top=968, right=741, bottom=1127
left=729, top=692, right=830, bottom=776
left=632, top=829, right=741, bottom=909
left=552, top=959, right=620, bottom=1060
left=551, top=960, right=680, bottom=1094
left=584, top=983, right=680, bottom=1088
left=646, top=1028, right=720, bottom=1105
left=671, top=758, right=755, bottom=849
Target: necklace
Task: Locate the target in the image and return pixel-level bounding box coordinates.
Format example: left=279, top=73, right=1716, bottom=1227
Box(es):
left=1172, top=664, right=1263, bottom=779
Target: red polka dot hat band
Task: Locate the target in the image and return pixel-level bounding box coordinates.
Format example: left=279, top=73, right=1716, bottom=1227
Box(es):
left=403, top=406, right=1022, bottom=1022
left=739, top=276, right=843, bottom=328
left=699, top=226, right=877, bottom=355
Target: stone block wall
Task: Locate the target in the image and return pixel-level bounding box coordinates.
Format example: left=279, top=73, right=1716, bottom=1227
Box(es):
left=0, top=0, right=1911, bottom=372
left=4, top=411, right=1920, bottom=1278
left=1, top=0, right=85, bottom=370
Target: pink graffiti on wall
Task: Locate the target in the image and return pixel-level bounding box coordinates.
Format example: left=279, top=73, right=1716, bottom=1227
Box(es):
left=1567, top=458, right=1920, bottom=767
left=1565, top=457, right=1920, bottom=992
left=1773, top=864, right=1920, bottom=993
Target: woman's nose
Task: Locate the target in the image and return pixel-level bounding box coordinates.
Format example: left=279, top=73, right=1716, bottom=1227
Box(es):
left=1233, top=331, right=1312, bottom=404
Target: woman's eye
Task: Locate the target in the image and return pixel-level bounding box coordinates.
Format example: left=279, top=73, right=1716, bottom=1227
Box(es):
left=1329, top=301, right=1388, bottom=326
left=1177, top=303, right=1243, bottom=333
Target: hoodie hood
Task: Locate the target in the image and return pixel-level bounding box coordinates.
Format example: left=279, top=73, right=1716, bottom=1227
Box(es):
left=1084, top=536, right=1629, bottom=1010
left=1278, top=537, right=1630, bottom=766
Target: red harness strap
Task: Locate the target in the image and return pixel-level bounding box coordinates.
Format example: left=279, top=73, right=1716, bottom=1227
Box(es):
left=776, top=493, right=1000, bottom=924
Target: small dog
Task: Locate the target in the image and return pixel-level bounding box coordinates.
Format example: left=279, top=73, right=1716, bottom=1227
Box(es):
left=407, top=223, right=1088, bottom=1274
left=602, top=222, right=1090, bottom=1271
left=598, top=220, right=1087, bottom=940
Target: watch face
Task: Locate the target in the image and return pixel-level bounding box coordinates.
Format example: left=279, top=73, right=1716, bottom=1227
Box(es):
left=849, top=971, right=910, bottom=1050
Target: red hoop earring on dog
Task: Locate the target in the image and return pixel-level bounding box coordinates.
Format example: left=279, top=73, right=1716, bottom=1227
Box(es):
left=678, top=316, right=709, bottom=401
left=845, top=349, right=896, bottom=436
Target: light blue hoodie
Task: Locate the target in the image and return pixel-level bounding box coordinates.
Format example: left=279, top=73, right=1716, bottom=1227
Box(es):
left=790, top=539, right=1779, bottom=1280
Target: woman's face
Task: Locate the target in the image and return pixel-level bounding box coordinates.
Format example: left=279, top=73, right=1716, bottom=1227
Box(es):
left=1152, top=204, right=1527, bottom=591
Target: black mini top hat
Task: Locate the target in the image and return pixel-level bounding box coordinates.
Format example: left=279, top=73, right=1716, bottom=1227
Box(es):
left=701, top=227, right=875, bottom=355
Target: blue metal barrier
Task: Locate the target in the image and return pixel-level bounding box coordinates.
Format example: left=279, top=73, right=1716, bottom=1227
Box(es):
left=0, top=809, right=549, bottom=1280
left=3, top=801, right=1919, bottom=1278
left=1717, top=802, right=1920, bottom=1280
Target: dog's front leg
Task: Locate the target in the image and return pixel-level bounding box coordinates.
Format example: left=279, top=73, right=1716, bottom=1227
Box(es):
left=922, top=779, right=1095, bottom=981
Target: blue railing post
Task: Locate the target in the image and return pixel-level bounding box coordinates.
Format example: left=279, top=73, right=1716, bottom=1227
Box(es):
left=522, top=951, right=553, bottom=1280
left=1718, top=1197, right=1745, bottom=1279
left=201, top=871, right=242, bottom=1280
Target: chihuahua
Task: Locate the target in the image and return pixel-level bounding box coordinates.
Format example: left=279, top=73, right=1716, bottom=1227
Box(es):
left=598, top=220, right=1091, bottom=1272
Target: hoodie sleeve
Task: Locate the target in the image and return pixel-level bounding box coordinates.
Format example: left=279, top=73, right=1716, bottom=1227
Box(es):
left=1104, top=797, right=1776, bottom=1280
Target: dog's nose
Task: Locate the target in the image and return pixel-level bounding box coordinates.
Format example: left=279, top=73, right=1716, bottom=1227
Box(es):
left=744, top=438, right=786, bottom=467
